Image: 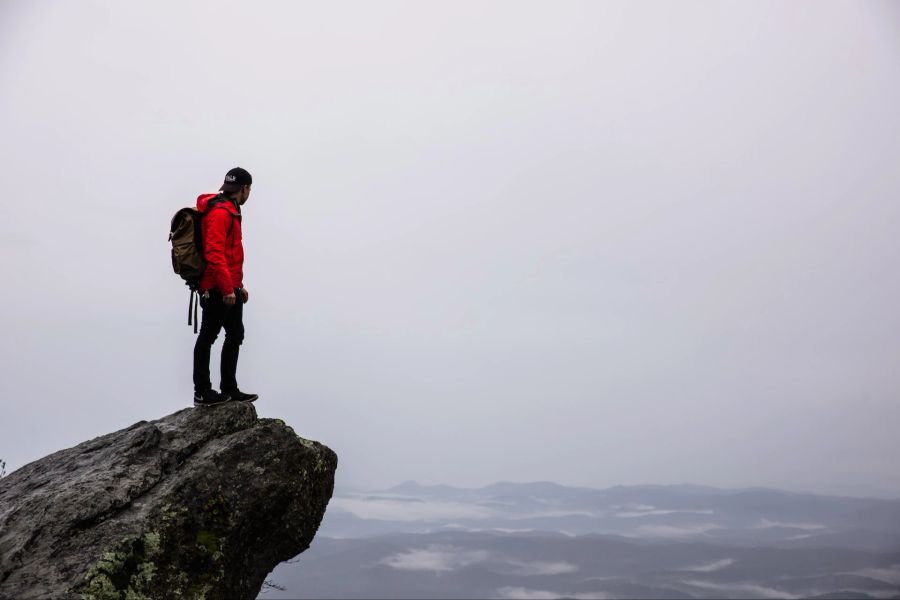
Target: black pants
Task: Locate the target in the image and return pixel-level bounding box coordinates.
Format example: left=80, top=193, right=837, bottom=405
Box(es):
left=193, top=287, right=244, bottom=393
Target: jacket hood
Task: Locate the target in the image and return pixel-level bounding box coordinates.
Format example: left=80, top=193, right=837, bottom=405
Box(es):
left=196, top=193, right=239, bottom=215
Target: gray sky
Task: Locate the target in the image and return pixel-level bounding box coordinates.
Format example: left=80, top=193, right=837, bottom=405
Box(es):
left=2, top=0, right=899, bottom=497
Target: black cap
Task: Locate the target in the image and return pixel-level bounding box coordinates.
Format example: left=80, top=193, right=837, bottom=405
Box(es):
left=220, top=167, right=252, bottom=192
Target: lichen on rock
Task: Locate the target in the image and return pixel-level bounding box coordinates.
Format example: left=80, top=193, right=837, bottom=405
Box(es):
left=76, top=530, right=161, bottom=600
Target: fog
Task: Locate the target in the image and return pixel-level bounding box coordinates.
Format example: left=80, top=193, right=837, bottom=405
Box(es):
left=1, top=0, right=899, bottom=496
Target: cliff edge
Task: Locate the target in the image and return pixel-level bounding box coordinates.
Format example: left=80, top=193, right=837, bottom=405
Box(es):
left=0, top=402, right=337, bottom=600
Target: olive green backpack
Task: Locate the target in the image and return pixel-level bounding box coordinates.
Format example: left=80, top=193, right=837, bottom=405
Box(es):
left=168, top=198, right=231, bottom=333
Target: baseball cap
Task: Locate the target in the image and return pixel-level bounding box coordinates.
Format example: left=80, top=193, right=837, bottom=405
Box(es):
left=220, top=167, right=253, bottom=192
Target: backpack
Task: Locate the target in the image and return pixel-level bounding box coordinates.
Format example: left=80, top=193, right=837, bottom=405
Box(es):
left=169, top=197, right=232, bottom=333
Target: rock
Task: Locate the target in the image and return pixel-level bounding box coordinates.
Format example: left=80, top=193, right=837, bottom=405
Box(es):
left=0, top=402, right=337, bottom=600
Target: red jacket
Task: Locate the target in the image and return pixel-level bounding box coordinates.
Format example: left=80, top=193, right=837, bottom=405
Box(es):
left=196, top=193, right=244, bottom=295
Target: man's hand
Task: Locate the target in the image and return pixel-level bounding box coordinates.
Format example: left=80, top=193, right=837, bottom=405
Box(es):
left=223, top=293, right=237, bottom=307
left=240, top=288, right=249, bottom=304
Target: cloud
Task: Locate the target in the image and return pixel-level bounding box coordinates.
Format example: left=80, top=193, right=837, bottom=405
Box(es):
left=335, top=493, right=607, bottom=522
left=378, top=545, right=490, bottom=572
left=503, top=560, right=579, bottom=576
left=495, top=588, right=561, bottom=600
left=495, top=587, right=609, bottom=600
left=512, top=510, right=607, bottom=519
left=614, top=508, right=715, bottom=518
left=441, top=524, right=538, bottom=533
left=631, top=523, right=721, bottom=538
left=756, top=518, right=827, bottom=531
left=676, top=558, right=736, bottom=573
left=379, top=544, right=579, bottom=577
left=852, top=565, right=900, bottom=586
left=681, top=580, right=794, bottom=599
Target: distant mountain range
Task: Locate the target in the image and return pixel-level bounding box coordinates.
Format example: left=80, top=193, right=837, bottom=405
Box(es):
left=260, top=481, right=900, bottom=599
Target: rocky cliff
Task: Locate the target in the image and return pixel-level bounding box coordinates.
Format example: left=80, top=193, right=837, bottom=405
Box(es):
left=0, top=402, right=337, bottom=600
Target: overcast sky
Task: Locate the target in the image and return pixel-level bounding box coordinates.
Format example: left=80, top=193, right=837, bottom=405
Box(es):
left=1, top=1, right=899, bottom=497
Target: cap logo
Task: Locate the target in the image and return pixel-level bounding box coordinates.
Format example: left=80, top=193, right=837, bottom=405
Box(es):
left=225, top=175, right=237, bottom=182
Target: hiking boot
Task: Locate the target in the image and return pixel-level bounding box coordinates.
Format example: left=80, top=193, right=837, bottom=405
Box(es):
left=223, top=389, right=258, bottom=403
left=193, top=388, right=230, bottom=407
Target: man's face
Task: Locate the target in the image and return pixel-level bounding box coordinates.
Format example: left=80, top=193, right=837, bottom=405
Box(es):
left=239, top=185, right=251, bottom=205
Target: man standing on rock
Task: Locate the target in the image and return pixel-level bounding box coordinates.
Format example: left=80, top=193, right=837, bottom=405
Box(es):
left=193, top=167, right=259, bottom=407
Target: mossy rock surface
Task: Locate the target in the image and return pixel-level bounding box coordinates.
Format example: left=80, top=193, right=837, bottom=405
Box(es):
left=0, top=402, right=337, bottom=600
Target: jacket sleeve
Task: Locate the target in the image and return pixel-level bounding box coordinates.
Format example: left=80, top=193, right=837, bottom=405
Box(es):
left=203, top=208, right=234, bottom=295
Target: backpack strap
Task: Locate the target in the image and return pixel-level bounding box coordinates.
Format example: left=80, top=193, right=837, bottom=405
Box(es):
left=188, top=289, right=197, bottom=333
left=194, top=290, right=199, bottom=334
left=205, top=197, right=236, bottom=236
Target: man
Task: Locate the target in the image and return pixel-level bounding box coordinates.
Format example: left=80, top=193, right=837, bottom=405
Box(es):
left=192, top=167, right=259, bottom=406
